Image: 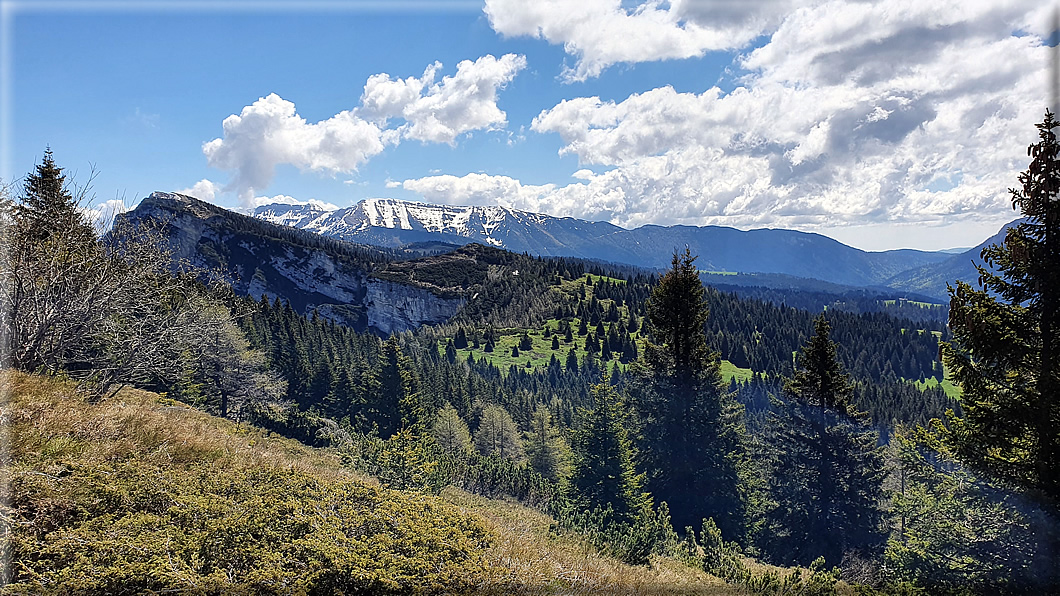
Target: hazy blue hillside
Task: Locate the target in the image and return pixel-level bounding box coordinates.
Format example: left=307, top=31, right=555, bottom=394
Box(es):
left=885, top=219, right=1024, bottom=300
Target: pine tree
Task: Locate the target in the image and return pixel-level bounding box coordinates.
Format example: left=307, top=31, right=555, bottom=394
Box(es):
left=567, top=384, right=648, bottom=524
left=941, top=110, right=1060, bottom=501
left=629, top=249, right=749, bottom=539
left=760, top=314, right=886, bottom=566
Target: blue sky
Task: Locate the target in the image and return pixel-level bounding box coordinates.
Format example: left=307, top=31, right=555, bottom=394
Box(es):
left=3, top=0, right=1053, bottom=251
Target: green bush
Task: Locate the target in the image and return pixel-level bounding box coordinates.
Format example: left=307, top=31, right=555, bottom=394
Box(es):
left=8, top=459, right=493, bottom=594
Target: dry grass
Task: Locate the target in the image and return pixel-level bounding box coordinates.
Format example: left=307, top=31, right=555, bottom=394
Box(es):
left=2, top=370, right=358, bottom=484
left=2, top=370, right=744, bottom=594
left=444, top=488, right=742, bottom=595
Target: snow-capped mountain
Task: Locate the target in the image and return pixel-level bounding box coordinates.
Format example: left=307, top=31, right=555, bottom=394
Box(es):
left=253, top=198, right=627, bottom=256
left=251, top=197, right=963, bottom=290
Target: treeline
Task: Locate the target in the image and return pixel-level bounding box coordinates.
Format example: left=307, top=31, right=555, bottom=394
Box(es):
left=708, top=282, right=949, bottom=325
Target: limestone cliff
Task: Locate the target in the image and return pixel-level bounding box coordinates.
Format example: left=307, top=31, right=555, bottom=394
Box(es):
left=365, top=280, right=465, bottom=335
left=118, top=192, right=470, bottom=334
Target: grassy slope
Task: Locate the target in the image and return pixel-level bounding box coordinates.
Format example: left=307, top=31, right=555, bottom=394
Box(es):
left=2, top=371, right=741, bottom=595
left=448, top=274, right=754, bottom=384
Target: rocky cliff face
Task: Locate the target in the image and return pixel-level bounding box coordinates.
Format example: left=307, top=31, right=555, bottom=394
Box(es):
left=119, top=192, right=469, bottom=334
left=365, top=279, right=465, bottom=335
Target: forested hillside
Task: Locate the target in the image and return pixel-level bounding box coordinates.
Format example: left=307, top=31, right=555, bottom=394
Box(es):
left=5, top=114, right=1060, bottom=595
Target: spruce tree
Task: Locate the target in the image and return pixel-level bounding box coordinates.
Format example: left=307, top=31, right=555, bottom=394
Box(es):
left=760, top=314, right=886, bottom=566
left=376, top=336, right=424, bottom=437
left=941, top=110, right=1060, bottom=502
left=567, top=383, right=648, bottom=524
left=629, top=248, right=749, bottom=539
left=16, top=148, right=94, bottom=244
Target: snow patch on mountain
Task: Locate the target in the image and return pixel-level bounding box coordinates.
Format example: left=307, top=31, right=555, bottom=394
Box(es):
left=254, top=198, right=524, bottom=246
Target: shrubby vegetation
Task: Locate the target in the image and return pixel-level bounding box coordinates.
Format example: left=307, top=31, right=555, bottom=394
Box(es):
left=2, top=372, right=494, bottom=594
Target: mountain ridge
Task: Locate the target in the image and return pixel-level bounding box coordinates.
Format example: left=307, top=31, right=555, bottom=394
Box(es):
left=251, top=197, right=956, bottom=288
left=118, top=192, right=467, bottom=334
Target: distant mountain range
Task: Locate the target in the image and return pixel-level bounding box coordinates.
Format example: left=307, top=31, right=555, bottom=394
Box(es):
left=883, top=219, right=1024, bottom=300
left=252, top=198, right=1012, bottom=299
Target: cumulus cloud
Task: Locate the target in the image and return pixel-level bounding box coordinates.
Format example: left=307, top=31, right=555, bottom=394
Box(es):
left=400, top=54, right=526, bottom=143
left=359, top=62, right=441, bottom=123
left=400, top=172, right=555, bottom=211
left=175, top=179, right=222, bottom=202
left=81, top=199, right=131, bottom=231
left=203, top=94, right=388, bottom=204
left=468, top=0, right=1048, bottom=231
left=247, top=194, right=340, bottom=211
left=484, top=0, right=803, bottom=81
left=203, top=54, right=525, bottom=204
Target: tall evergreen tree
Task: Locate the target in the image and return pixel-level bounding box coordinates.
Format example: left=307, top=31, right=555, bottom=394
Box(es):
left=376, top=336, right=424, bottom=437
left=16, top=148, right=94, bottom=244
left=941, top=110, right=1060, bottom=502
left=759, top=314, right=886, bottom=566
left=567, top=384, right=648, bottom=524
left=629, top=249, right=749, bottom=539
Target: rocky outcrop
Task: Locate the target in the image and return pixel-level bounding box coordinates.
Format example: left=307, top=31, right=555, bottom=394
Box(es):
left=365, top=279, right=465, bottom=335
left=120, top=192, right=469, bottom=334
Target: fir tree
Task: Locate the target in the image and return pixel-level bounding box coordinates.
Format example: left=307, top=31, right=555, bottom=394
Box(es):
left=941, top=110, right=1060, bottom=502
left=566, top=347, right=579, bottom=373
left=454, top=327, right=469, bottom=349
left=377, top=336, right=425, bottom=437
left=629, top=249, right=749, bottom=539
left=759, top=314, right=886, bottom=566
left=567, top=384, right=648, bottom=524
left=16, top=148, right=94, bottom=244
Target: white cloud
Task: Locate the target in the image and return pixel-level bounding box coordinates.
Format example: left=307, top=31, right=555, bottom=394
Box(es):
left=248, top=194, right=340, bottom=211
left=359, top=62, right=441, bottom=123
left=400, top=172, right=556, bottom=211
left=484, top=0, right=805, bottom=81
left=175, top=179, right=222, bottom=202
left=508, top=0, right=1048, bottom=231
left=203, top=94, right=388, bottom=204
left=82, top=198, right=131, bottom=231
left=399, top=54, right=527, bottom=143
left=204, top=54, right=525, bottom=203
